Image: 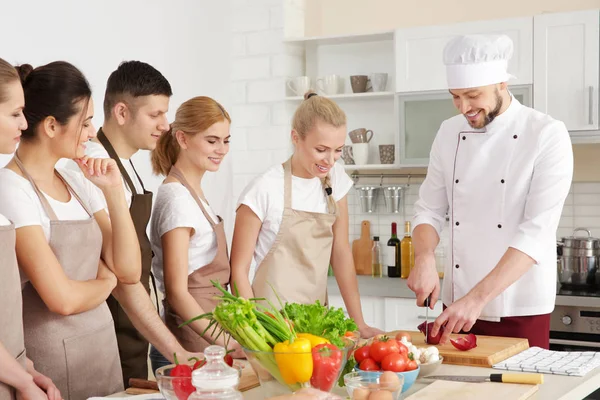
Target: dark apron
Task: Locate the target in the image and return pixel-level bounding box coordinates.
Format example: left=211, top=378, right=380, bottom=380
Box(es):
left=98, top=128, right=154, bottom=386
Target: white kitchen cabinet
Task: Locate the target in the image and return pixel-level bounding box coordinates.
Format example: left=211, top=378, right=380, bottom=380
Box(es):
left=533, top=10, right=600, bottom=132
left=395, top=17, right=533, bottom=92
left=328, top=295, right=386, bottom=331
left=383, top=298, right=442, bottom=332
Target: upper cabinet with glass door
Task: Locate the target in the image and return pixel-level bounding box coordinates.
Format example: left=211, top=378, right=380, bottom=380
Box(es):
left=533, top=9, right=599, bottom=134
left=394, top=17, right=533, bottom=92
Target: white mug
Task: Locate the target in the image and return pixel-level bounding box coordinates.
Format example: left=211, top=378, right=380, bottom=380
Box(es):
left=371, top=73, right=388, bottom=92
left=317, top=75, right=341, bottom=95
left=287, top=76, right=311, bottom=96
left=352, top=143, right=369, bottom=165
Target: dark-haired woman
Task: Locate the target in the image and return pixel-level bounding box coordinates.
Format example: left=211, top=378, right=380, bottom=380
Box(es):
left=0, top=58, right=61, bottom=400
left=0, top=62, right=141, bottom=399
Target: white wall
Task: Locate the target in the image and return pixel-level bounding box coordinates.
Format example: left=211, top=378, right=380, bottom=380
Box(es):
left=0, top=0, right=235, bottom=237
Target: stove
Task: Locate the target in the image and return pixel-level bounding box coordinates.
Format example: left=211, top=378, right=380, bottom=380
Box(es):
left=551, top=284, right=600, bottom=351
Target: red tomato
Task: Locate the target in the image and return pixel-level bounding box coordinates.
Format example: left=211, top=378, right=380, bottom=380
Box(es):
left=359, top=358, right=380, bottom=371
left=370, top=341, right=394, bottom=362
left=354, top=345, right=371, bottom=363
left=406, top=360, right=418, bottom=371
left=397, top=342, right=409, bottom=357
left=380, top=353, right=407, bottom=373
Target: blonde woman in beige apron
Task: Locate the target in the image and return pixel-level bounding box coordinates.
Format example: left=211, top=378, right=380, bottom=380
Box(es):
left=148, top=96, right=244, bottom=373
left=231, top=92, right=383, bottom=339
left=0, top=58, right=61, bottom=400
left=0, top=62, right=141, bottom=400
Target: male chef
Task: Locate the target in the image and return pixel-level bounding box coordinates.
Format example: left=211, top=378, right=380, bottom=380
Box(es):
left=407, top=34, right=573, bottom=349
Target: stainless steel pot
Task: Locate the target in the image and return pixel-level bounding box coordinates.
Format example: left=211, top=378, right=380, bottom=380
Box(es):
left=557, top=228, right=600, bottom=287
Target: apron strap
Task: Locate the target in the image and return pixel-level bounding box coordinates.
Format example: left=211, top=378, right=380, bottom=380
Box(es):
left=167, top=166, right=218, bottom=228
left=128, top=159, right=148, bottom=193
left=14, top=153, right=93, bottom=220
left=97, top=128, right=140, bottom=196
left=283, top=158, right=337, bottom=215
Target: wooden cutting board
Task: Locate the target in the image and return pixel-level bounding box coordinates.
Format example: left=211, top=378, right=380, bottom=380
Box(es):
left=389, top=331, right=529, bottom=367
left=406, top=380, right=539, bottom=400
left=352, top=220, right=372, bottom=275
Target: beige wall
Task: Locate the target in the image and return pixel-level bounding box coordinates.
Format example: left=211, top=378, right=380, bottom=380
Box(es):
left=305, top=0, right=600, bottom=181
left=305, top=0, right=600, bottom=36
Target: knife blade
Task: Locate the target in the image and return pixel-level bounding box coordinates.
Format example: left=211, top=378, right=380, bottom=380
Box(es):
left=426, top=373, right=544, bottom=385
left=423, top=295, right=430, bottom=341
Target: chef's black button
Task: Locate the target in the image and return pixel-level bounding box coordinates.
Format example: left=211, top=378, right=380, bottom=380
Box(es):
left=455, top=264, right=460, bottom=269
left=498, top=224, right=502, bottom=228
left=462, top=136, right=466, bottom=140
left=501, top=179, right=505, bottom=184
left=455, top=221, right=460, bottom=226
left=513, top=135, right=518, bottom=139
left=455, top=179, right=459, bottom=183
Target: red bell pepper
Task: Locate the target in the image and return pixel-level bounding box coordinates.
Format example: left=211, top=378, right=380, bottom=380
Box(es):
left=170, top=353, right=195, bottom=400
left=310, top=343, right=342, bottom=392
left=450, top=333, right=478, bottom=351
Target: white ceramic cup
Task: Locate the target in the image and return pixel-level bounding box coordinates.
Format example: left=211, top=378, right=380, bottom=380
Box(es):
left=287, top=76, right=311, bottom=96
left=317, top=74, right=341, bottom=95
left=371, top=73, right=388, bottom=92
left=352, top=143, right=370, bottom=165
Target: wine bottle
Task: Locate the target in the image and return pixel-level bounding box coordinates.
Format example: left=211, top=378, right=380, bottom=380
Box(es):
left=386, top=222, right=401, bottom=277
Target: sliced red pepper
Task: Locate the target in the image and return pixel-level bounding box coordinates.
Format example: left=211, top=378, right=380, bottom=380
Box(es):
left=310, top=343, right=342, bottom=392
left=170, top=353, right=194, bottom=400
left=450, top=333, right=478, bottom=351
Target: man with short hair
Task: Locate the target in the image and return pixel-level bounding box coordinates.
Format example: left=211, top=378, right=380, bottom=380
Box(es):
left=408, top=35, right=573, bottom=349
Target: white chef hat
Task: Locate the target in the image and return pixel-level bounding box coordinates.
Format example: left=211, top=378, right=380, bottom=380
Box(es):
left=443, top=34, right=515, bottom=89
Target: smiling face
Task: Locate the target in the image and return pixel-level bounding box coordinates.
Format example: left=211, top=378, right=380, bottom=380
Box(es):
left=178, top=119, right=231, bottom=173
left=123, top=95, right=170, bottom=151
left=451, top=83, right=506, bottom=129
left=46, top=97, right=96, bottom=159
left=292, top=119, right=346, bottom=179
left=0, top=80, right=27, bottom=154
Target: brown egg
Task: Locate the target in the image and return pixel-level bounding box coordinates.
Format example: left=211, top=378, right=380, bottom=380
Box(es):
left=352, top=387, right=370, bottom=400
left=379, top=371, right=401, bottom=391
left=368, top=390, right=394, bottom=400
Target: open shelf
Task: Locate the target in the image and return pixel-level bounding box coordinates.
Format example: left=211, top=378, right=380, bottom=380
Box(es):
left=283, top=31, right=394, bottom=46
left=285, top=92, right=394, bottom=101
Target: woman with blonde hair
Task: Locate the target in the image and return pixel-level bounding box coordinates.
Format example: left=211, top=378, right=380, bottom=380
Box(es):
left=149, top=96, right=243, bottom=372
left=231, top=92, right=382, bottom=338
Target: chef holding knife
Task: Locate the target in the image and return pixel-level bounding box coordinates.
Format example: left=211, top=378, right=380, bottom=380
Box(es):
left=408, top=34, right=573, bottom=349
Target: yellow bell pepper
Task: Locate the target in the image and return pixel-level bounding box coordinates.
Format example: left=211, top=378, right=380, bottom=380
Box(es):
left=273, top=337, right=313, bottom=385
left=297, top=333, right=330, bottom=348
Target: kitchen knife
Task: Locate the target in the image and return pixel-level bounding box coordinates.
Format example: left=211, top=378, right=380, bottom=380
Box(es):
left=424, top=295, right=430, bottom=340
left=426, top=373, right=544, bottom=385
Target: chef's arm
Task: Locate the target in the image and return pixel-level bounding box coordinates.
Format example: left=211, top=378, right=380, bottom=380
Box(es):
left=470, top=121, right=573, bottom=307
left=331, top=197, right=380, bottom=336
left=111, top=280, right=193, bottom=364
left=15, top=226, right=117, bottom=316
left=230, top=205, right=262, bottom=299
left=161, top=227, right=231, bottom=347
left=95, top=187, right=142, bottom=284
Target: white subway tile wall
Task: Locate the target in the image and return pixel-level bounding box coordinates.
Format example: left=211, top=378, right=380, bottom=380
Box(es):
left=347, top=181, right=600, bottom=244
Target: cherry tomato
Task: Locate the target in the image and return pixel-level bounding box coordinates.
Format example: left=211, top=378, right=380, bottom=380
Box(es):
left=406, top=360, right=418, bottom=371
left=359, top=358, right=380, bottom=371
left=354, top=345, right=371, bottom=363
left=380, top=353, right=408, bottom=373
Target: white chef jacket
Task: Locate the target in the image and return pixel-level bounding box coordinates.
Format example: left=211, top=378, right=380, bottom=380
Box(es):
left=413, top=96, right=573, bottom=318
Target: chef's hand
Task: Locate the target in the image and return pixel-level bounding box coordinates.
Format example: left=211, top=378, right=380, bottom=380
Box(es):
left=16, top=381, right=49, bottom=400
left=26, top=357, right=62, bottom=400
left=358, top=324, right=384, bottom=339
left=407, top=253, right=440, bottom=308
left=431, top=294, right=484, bottom=345
left=228, top=341, right=246, bottom=359
left=74, top=157, right=122, bottom=191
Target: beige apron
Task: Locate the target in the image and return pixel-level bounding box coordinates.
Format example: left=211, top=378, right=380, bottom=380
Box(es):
left=15, top=156, right=123, bottom=400
left=0, top=222, right=26, bottom=400
left=252, top=158, right=338, bottom=306
left=163, top=166, right=231, bottom=352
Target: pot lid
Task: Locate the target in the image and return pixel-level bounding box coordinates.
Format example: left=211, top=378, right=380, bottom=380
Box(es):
left=561, top=228, right=600, bottom=249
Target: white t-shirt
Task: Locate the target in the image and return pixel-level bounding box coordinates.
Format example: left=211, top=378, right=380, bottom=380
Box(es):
left=0, top=213, right=11, bottom=226
left=61, top=140, right=144, bottom=207
left=150, top=182, right=219, bottom=294
left=236, top=162, right=353, bottom=267
left=0, top=167, right=106, bottom=240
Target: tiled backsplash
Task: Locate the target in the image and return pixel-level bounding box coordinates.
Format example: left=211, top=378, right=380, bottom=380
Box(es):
left=347, top=182, right=600, bottom=243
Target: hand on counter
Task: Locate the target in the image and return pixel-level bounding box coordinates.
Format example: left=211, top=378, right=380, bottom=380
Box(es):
left=407, top=253, right=440, bottom=308
left=432, top=293, right=484, bottom=344
left=358, top=324, right=384, bottom=339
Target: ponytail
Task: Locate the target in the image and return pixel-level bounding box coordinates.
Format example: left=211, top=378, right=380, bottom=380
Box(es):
left=151, top=128, right=180, bottom=176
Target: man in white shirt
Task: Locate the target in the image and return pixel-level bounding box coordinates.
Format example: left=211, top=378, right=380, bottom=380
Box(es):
left=92, top=61, right=171, bottom=384
left=408, top=34, right=573, bottom=349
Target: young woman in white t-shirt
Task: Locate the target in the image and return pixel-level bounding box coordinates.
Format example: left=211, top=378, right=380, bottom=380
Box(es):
left=231, top=92, right=383, bottom=339
left=148, top=96, right=243, bottom=373
left=0, top=58, right=62, bottom=400
left=0, top=61, right=141, bottom=398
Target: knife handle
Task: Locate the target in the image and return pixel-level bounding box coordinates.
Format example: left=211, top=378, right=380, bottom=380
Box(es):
left=490, top=373, right=544, bottom=385
left=424, top=295, right=431, bottom=308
